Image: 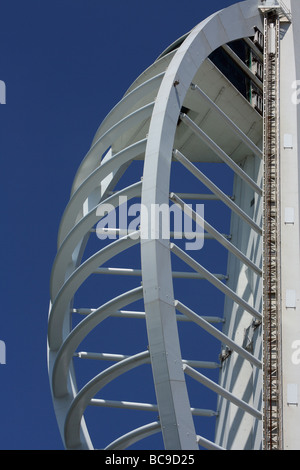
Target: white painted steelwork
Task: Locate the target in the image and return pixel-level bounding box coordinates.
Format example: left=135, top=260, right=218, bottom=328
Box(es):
left=276, top=0, right=300, bottom=451
left=49, top=0, right=300, bottom=450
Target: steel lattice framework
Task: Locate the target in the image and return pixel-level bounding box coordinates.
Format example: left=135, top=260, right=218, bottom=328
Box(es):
left=261, top=10, right=282, bottom=450
left=48, top=0, right=296, bottom=450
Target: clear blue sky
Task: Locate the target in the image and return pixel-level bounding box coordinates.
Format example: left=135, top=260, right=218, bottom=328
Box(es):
left=1, top=0, right=242, bottom=450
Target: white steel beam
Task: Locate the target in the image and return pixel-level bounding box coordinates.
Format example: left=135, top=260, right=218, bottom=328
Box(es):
left=197, top=435, right=225, bottom=451
left=175, top=300, right=262, bottom=369
left=51, top=181, right=142, bottom=300
left=90, top=399, right=218, bottom=417
left=172, top=149, right=262, bottom=235
left=170, top=192, right=262, bottom=276
left=91, top=227, right=231, bottom=239
left=183, top=364, right=262, bottom=420
left=92, top=72, right=165, bottom=143
left=90, top=398, right=159, bottom=411
left=190, top=83, right=263, bottom=158
left=104, top=421, right=161, bottom=451
left=179, top=112, right=263, bottom=196
left=57, top=139, right=146, bottom=249
left=75, top=351, right=220, bottom=370
left=72, top=308, right=224, bottom=324
left=71, top=101, right=155, bottom=196
left=49, top=234, right=141, bottom=351
left=93, top=266, right=228, bottom=281
left=171, top=243, right=262, bottom=321
left=175, top=192, right=222, bottom=200
left=52, top=286, right=144, bottom=398
left=64, top=350, right=151, bottom=449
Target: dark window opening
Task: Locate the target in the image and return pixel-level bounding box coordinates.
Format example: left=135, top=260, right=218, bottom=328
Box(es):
left=208, top=42, right=251, bottom=100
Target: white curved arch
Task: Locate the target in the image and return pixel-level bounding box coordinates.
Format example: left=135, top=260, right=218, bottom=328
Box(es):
left=70, top=52, right=178, bottom=200
left=48, top=286, right=144, bottom=450
left=51, top=180, right=142, bottom=300
left=48, top=233, right=140, bottom=350
left=64, top=350, right=150, bottom=449
left=57, top=140, right=146, bottom=249
left=125, top=50, right=177, bottom=93
left=140, top=0, right=263, bottom=450
left=104, top=421, right=161, bottom=450
left=52, top=286, right=144, bottom=398
left=70, top=101, right=154, bottom=197
left=91, top=73, right=164, bottom=145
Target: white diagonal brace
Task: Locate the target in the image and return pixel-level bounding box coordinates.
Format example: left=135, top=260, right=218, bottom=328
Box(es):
left=170, top=243, right=262, bottom=321
left=197, top=435, right=225, bottom=451
left=175, top=300, right=261, bottom=369
left=183, top=364, right=262, bottom=420
left=172, top=149, right=262, bottom=235
left=105, top=421, right=161, bottom=451
left=170, top=192, right=262, bottom=276
left=190, top=83, right=262, bottom=158
left=179, top=113, right=262, bottom=196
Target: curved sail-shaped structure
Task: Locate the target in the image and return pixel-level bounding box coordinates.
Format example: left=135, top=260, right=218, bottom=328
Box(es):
left=48, top=0, right=300, bottom=450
